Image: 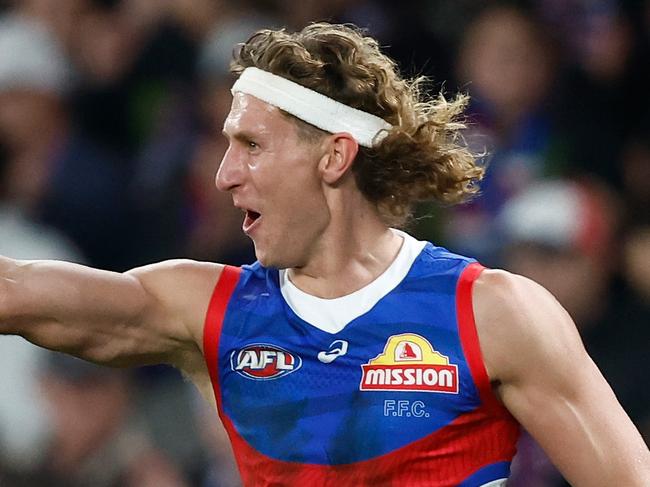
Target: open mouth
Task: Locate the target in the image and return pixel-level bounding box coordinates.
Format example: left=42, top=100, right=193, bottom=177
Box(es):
left=243, top=210, right=261, bottom=233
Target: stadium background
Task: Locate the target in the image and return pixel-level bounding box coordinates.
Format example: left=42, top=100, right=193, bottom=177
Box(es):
left=0, top=0, right=648, bottom=485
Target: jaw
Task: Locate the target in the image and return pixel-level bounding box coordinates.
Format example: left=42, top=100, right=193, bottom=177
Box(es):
left=250, top=214, right=329, bottom=270
left=252, top=237, right=304, bottom=269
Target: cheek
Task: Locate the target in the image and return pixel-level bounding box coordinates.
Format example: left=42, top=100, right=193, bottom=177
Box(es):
left=268, top=179, right=327, bottom=234
left=286, top=174, right=325, bottom=215
left=258, top=159, right=320, bottom=203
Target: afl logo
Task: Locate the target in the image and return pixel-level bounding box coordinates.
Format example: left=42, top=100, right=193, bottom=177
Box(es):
left=230, top=344, right=302, bottom=380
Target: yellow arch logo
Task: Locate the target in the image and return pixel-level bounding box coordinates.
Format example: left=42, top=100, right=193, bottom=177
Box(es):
left=368, top=334, right=450, bottom=366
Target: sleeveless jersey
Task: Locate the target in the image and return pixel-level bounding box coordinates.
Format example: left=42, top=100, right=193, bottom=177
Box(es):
left=203, top=233, right=519, bottom=486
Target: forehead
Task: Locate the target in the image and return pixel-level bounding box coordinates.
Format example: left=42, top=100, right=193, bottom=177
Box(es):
left=223, top=93, right=296, bottom=137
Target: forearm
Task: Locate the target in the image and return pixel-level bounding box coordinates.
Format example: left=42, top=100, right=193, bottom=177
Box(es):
left=502, top=373, right=650, bottom=486
left=0, top=256, right=149, bottom=361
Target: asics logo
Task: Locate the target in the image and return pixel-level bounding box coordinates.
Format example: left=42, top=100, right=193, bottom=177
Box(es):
left=318, top=340, right=348, bottom=363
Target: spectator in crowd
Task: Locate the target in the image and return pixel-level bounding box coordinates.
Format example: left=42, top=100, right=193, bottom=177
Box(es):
left=2, top=355, right=189, bottom=487
left=552, top=2, right=644, bottom=186
left=0, top=11, right=130, bottom=270
left=620, top=123, right=650, bottom=226
left=447, top=4, right=562, bottom=263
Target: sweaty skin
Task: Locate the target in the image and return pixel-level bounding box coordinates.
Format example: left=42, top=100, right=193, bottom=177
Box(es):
left=1, top=95, right=649, bottom=486
left=474, top=270, right=650, bottom=485
left=218, top=94, right=403, bottom=297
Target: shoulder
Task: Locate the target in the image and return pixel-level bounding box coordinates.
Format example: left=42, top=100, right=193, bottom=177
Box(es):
left=126, top=259, right=226, bottom=343
left=127, top=259, right=225, bottom=295
left=470, top=268, right=584, bottom=384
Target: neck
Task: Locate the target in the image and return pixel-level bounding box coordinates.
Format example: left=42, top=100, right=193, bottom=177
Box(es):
left=288, top=189, right=403, bottom=299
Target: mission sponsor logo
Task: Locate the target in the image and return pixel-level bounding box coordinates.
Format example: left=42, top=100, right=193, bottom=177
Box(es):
left=230, top=343, right=302, bottom=380
left=359, top=334, right=459, bottom=393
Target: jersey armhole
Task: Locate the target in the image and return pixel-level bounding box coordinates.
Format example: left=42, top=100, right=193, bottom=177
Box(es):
left=456, top=262, right=504, bottom=413
left=202, top=265, right=242, bottom=408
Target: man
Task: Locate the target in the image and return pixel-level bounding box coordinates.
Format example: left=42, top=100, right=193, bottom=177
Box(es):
left=0, top=23, right=649, bottom=486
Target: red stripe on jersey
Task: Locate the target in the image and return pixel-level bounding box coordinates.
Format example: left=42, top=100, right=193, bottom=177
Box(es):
left=202, top=265, right=242, bottom=408
left=456, top=262, right=505, bottom=414
left=224, top=400, right=519, bottom=486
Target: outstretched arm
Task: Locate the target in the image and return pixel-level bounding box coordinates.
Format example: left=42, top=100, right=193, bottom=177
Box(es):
left=473, top=269, right=650, bottom=486
left=0, top=256, right=222, bottom=369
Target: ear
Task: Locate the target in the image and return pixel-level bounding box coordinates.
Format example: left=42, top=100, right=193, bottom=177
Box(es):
left=318, top=133, right=359, bottom=184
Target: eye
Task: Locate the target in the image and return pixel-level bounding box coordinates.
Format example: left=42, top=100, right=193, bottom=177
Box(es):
left=247, top=140, right=259, bottom=150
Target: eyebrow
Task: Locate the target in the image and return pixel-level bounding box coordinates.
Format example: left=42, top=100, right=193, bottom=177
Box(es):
left=221, top=128, right=260, bottom=144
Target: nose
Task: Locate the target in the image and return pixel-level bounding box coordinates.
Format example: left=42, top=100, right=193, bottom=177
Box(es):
left=215, top=145, right=244, bottom=192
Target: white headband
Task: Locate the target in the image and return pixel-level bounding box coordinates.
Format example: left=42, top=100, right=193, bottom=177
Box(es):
left=231, top=67, right=392, bottom=148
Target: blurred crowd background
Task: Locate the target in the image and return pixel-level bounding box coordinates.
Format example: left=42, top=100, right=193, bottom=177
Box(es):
left=0, top=0, right=648, bottom=486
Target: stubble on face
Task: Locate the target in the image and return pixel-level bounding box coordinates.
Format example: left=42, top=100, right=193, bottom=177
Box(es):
left=220, top=94, right=330, bottom=269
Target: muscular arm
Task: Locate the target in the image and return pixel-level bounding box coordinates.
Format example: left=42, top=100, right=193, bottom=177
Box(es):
left=473, top=269, right=650, bottom=486
left=0, top=256, right=222, bottom=370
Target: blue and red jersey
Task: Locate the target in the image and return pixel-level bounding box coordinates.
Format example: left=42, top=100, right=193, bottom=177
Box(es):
left=203, top=232, right=519, bottom=486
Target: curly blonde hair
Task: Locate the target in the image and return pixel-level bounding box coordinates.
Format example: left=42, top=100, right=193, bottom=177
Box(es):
left=232, top=23, right=484, bottom=226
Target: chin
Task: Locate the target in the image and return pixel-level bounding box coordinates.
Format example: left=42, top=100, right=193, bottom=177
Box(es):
left=255, top=253, right=273, bottom=267
left=253, top=245, right=276, bottom=268
left=256, top=254, right=285, bottom=269
left=254, top=246, right=295, bottom=270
